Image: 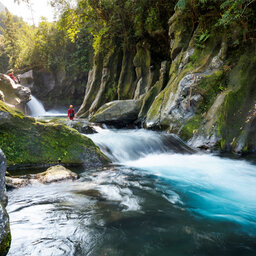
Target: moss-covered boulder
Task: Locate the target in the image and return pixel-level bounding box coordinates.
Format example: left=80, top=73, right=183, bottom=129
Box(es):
left=0, top=101, right=108, bottom=169
left=0, top=149, right=11, bottom=256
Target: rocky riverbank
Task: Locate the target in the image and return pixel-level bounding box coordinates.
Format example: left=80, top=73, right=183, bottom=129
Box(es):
left=0, top=101, right=109, bottom=170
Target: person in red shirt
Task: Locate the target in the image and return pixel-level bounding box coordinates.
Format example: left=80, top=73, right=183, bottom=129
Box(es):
left=68, top=105, right=75, bottom=120
left=7, top=69, right=18, bottom=83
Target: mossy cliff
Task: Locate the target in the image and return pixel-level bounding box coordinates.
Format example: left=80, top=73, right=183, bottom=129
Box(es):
left=76, top=6, right=256, bottom=154
left=0, top=101, right=108, bottom=168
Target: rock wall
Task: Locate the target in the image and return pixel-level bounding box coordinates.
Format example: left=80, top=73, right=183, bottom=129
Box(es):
left=0, top=149, right=11, bottom=256
left=77, top=10, right=256, bottom=154
left=19, top=69, right=86, bottom=110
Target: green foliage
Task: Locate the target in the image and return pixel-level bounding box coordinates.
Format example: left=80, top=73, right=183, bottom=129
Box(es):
left=175, top=0, right=256, bottom=43
left=55, top=0, right=175, bottom=55
left=0, top=10, right=92, bottom=78
left=194, top=29, right=210, bottom=48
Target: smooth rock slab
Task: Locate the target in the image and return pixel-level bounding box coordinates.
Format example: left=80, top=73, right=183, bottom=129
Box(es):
left=90, top=100, right=140, bottom=125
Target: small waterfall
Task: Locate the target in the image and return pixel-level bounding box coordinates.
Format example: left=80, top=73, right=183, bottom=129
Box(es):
left=87, top=127, right=195, bottom=163
left=27, top=95, right=46, bottom=117
left=26, top=95, right=67, bottom=117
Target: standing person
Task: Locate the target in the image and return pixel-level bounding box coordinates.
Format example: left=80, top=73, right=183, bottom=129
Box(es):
left=7, top=69, right=19, bottom=83
left=68, top=105, right=75, bottom=120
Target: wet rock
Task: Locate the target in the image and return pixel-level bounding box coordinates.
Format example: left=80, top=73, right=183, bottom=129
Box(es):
left=75, top=189, right=106, bottom=201
left=90, top=100, right=140, bottom=126
left=67, top=120, right=97, bottom=134
left=6, top=165, right=79, bottom=189
left=210, top=55, right=223, bottom=70
left=35, top=165, right=79, bottom=184
left=0, top=73, right=31, bottom=112
left=0, top=149, right=11, bottom=255
left=5, top=176, right=31, bottom=189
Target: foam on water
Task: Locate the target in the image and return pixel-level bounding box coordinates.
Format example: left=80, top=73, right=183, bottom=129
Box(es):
left=124, top=153, right=256, bottom=230
left=87, top=128, right=182, bottom=162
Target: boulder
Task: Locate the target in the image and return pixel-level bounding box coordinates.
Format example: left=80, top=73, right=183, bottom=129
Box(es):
left=0, top=73, right=31, bottom=111
left=0, top=101, right=109, bottom=169
left=35, top=165, right=78, bottom=184
left=6, top=165, right=79, bottom=189
left=90, top=100, right=140, bottom=125
left=0, top=149, right=11, bottom=255
left=19, top=70, right=34, bottom=88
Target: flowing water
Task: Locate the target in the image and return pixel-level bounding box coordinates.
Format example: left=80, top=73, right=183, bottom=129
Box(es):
left=27, top=96, right=66, bottom=117
left=7, top=128, right=256, bottom=256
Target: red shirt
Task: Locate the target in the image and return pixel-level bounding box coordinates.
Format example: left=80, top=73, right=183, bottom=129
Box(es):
left=8, top=73, right=17, bottom=83
left=68, top=108, right=75, bottom=118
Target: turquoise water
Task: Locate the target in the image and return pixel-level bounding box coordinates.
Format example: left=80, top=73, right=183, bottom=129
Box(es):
left=7, top=129, right=256, bottom=255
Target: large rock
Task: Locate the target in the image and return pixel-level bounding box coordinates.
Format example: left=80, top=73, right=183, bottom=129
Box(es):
left=90, top=100, right=140, bottom=125
left=0, top=101, right=109, bottom=169
left=0, top=73, right=31, bottom=112
left=35, top=165, right=78, bottom=183
left=0, top=149, right=11, bottom=255
left=19, top=70, right=34, bottom=88
left=6, top=165, right=79, bottom=189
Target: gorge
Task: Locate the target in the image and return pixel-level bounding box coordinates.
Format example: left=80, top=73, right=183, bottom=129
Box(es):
left=0, top=0, right=256, bottom=255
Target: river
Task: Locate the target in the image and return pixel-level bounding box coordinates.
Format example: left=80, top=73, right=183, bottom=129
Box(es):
left=6, top=127, right=256, bottom=256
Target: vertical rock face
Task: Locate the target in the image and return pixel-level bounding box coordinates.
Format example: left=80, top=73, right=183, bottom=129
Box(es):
left=0, top=149, right=11, bottom=256
left=76, top=8, right=256, bottom=153
left=19, top=69, right=86, bottom=110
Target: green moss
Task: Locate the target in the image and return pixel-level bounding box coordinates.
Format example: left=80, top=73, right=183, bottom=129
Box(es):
left=217, top=50, right=256, bottom=151
left=0, top=231, right=11, bottom=256
left=0, top=202, right=11, bottom=256
left=146, top=90, right=164, bottom=121
left=180, top=114, right=203, bottom=140
left=0, top=102, right=107, bottom=166
left=139, top=81, right=162, bottom=118
left=197, top=70, right=226, bottom=113
left=0, top=100, right=24, bottom=119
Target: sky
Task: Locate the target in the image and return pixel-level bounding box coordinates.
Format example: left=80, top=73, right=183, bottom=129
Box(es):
left=0, top=0, right=56, bottom=25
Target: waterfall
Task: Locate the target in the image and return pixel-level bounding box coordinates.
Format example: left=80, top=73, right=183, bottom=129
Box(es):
left=27, top=95, right=46, bottom=117
left=26, top=95, right=67, bottom=117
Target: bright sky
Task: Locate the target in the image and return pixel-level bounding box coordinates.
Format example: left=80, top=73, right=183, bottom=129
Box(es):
left=0, top=0, right=56, bottom=25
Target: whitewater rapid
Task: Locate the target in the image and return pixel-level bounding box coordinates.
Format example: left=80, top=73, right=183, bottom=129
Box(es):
left=88, top=128, right=256, bottom=233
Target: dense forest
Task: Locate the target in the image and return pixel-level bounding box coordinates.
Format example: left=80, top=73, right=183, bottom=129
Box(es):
left=1, top=0, right=255, bottom=78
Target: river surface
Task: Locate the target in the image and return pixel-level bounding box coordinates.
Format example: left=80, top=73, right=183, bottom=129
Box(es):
left=7, top=127, right=256, bottom=256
